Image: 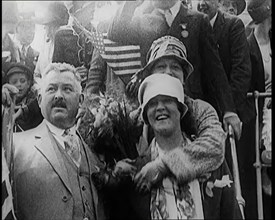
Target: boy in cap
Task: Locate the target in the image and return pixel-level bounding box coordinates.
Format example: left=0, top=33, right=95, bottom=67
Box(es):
left=2, top=63, right=43, bottom=131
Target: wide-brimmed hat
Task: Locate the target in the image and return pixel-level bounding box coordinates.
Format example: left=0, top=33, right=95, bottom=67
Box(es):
left=247, top=0, right=271, bottom=24
left=141, top=35, right=194, bottom=82
left=138, top=73, right=188, bottom=124
left=5, top=63, right=33, bottom=82
left=33, top=2, right=69, bottom=26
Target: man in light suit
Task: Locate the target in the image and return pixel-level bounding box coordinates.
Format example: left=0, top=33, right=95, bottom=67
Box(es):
left=108, top=0, right=242, bottom=141
left=13, top=63, right=106, bottom=220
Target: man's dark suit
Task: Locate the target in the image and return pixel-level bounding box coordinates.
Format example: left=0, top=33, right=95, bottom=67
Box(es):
left=213, top=10, right=252, bottom=123
left=52, top=25, right=94, bottom=69
left=108, top=2, right=236, bottom=118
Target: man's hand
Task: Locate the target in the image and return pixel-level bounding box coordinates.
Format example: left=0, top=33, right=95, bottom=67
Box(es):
left=223, top=113, right=242, bottom=140
left=134, top=158, right=167, bottom=193
left=2, top=84, right=18, bottom=106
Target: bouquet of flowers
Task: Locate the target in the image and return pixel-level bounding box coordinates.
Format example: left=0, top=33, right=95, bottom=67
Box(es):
left=78, top=92, right=144, bottom=167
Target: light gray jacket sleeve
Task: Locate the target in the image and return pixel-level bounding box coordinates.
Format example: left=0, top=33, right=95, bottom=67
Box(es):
left=162, top=98, right=226, bottom=183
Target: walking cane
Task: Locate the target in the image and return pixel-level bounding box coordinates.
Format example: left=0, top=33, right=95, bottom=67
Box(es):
left=228, top=125, right=245, bottom=219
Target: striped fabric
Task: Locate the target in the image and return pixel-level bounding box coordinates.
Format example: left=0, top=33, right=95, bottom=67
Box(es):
left=101, top=34, right=142, bottom=76
left=72, top=17, right=142, bottom=77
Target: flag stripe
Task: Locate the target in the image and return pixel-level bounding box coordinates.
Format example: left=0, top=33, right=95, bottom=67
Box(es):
left=72, top=20, right=142, bottom=80
left=103, top=53, right=141, bottom=60
left=113, top=69, right=141, bottom=75
left=104, top=60, right=141, bottom=67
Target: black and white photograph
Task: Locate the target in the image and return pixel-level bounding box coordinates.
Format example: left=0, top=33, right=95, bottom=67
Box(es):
left=2, top=0, right=272, bottom=219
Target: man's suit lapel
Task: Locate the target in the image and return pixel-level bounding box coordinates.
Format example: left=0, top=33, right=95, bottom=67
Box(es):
left=213, top=11, right=225, bottom=45
left=34, top=121, right=72, bottom=194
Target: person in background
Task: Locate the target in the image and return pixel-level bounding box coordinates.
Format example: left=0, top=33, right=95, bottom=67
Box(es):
left=219, top=0, right=246, bottom=16
left=52, top=1, right=96, bottom=89
left=12, top=62, right=106, bottom=220
left=247, top=0, right=272, bottom=218
left=2, top=63, right=43, bottom=132
left=197, top=1, right=254, bottom=218
left=108, top=0, right=242, bottom=141
left=34, top=2, right=69, bottom=79
left=14, top=14, right=39, bottom=73
left=2, top=1, right=19, bottom=74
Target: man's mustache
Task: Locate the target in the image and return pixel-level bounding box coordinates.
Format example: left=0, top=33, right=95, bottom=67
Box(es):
left=52, top=99, right=67, bottom=108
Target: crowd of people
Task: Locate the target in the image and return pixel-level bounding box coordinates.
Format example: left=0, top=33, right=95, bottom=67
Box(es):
left=2, top=0, right=272, bottom=219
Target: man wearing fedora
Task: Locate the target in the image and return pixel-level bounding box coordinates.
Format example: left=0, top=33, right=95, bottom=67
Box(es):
left=108, top=0, right=242, bottom=143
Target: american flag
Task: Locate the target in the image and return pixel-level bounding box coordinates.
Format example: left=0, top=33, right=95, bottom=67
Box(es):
left=73, top=17, right=142, bottom=79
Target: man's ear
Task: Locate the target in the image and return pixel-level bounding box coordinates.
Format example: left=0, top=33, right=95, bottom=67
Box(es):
left=38, top=93, right=42, bottom=107
left=79, top=93, right=84, bottom=106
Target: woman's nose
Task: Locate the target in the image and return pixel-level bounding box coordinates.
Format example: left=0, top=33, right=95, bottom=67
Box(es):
left=156, top=101, right=165, bottom=110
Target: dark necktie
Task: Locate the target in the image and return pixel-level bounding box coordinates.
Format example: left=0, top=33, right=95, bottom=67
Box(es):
left=20, top=45, right=26, bottom=63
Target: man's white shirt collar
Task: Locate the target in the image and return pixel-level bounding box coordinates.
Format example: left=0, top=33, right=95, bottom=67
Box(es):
left=44, top=119, right=77, bottom=149
left=159, top=0, right=181, bottom=22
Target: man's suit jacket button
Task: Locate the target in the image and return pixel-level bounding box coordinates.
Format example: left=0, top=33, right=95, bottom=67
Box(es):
left=62, top=196, right=69, bottom=202
left=82, top=186, right=86, bottom=191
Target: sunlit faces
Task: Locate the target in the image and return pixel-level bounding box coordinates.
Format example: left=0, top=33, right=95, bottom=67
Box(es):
left=8, top=73, right=31, bottom=100
left=146, top=95, right=181, bottom=136
left=197, top=0, right=219, bottom=20
left=38, top=70, right=83, bottom=129
left=151, top=57, right=185, bottom=84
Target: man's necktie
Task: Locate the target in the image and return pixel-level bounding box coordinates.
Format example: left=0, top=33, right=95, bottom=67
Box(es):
left=20, top=45, right=26, bottom=63
left=63, top=129, right=81, bottom=167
